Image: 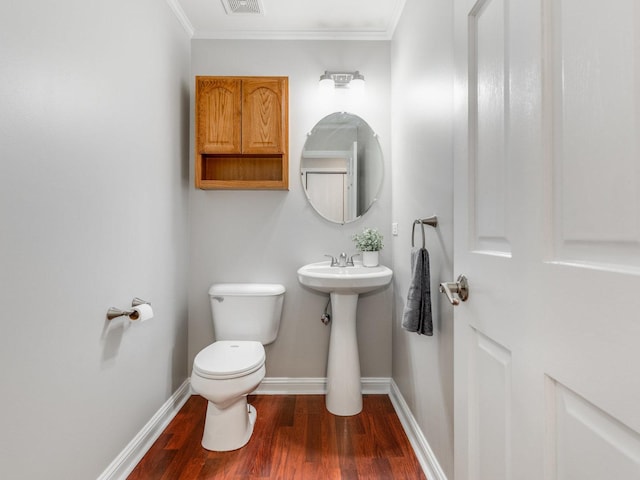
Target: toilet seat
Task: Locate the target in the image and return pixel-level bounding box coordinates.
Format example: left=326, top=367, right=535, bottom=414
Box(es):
left=193, top=340, right=265, bottom=380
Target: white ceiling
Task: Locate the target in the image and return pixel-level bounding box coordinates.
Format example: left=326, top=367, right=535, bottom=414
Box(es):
left=168, top=0, right=407, bottom=40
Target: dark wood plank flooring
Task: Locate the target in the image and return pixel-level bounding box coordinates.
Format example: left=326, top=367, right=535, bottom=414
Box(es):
left=128, top=394, right=426, bottom=479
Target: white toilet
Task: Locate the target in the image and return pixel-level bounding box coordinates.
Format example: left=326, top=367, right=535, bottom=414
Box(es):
left=190, top=283, right=285, bottom=451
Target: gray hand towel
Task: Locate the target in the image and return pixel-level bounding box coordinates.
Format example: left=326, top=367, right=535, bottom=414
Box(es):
left=402, top=247, right=433, bottom=336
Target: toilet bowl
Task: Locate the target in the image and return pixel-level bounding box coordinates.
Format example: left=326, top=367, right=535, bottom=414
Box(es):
left=190, top=283, right=285, bottom=452
left=191, top=341, right=266, bottom=451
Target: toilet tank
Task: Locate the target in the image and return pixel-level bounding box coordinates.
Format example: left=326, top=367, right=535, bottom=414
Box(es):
left=208, top=283, right=285, bottom=345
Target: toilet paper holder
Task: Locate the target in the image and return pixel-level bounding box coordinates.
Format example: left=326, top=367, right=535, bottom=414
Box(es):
left=107, top=298, right=150, bottom=321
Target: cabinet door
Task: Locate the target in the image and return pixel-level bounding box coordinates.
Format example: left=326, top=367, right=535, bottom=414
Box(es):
left=241, top=78, right=287, bottom=154
left=196, top=77, right=241, bottom=154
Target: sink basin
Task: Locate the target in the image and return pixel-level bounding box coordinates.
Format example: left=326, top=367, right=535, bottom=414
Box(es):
left=297, top=260, right=393, bottom=416
left=297, top=261, right=393, bottom=294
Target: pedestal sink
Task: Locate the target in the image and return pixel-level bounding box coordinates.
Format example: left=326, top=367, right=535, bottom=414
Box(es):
left=297, top=261, right=393, bottom=416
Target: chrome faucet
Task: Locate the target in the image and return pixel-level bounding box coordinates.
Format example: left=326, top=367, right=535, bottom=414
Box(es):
left=325, top=252, right=359, bottom=267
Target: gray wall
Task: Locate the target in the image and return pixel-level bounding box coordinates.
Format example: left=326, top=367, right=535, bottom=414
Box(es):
left=0, top=1, right=457, bottom=477
left=189, top=40, right=393, bottom=379
left=391, top=0, right=455, bottom=477
left=0, top=1, right=191, bottom=478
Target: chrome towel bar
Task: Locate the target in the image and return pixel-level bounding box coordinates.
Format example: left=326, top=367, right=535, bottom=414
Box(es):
left=411, top=216, right=438, bottom=248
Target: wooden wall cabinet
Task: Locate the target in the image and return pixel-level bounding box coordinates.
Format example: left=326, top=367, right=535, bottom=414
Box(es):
left=195, top=76, right=289, bottom=190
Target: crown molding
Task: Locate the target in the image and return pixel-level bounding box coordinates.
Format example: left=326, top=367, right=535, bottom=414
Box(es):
left=387, top=0, right=407, bottom=39
left=166, top=0, right=405, bottom=41
left=165, top=0, right=195, bottom=37
left=191, top=29, right=393, bottom=41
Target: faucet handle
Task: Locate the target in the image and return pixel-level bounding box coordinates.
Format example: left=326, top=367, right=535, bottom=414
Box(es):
left=347, top=253, right=361, bottom=266
left=324, top=254, right=338, bottom=266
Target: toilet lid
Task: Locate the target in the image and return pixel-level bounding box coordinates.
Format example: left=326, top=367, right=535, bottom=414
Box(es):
left=193, top=341, right=265, bottom=380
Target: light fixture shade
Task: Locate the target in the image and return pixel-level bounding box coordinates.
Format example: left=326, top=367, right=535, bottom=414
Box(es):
left=319, top=71, right=365, bottom=91
left=350, top=71, right=365, bottom=90
left=319, top=72, right=334, bottom=91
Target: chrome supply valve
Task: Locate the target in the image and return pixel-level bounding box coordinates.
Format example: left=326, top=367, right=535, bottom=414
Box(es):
left=321, top=298, right=332, bottom=325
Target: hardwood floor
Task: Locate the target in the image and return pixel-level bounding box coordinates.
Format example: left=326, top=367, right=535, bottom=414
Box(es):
left=128, top=394, right=426, bottom=479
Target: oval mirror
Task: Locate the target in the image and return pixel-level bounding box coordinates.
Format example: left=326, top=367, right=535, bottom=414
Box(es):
left=301, top=112, right=383, bottom=224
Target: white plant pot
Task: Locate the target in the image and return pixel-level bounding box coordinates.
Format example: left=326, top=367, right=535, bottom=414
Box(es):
left=362, top=251, right=379, bottom=267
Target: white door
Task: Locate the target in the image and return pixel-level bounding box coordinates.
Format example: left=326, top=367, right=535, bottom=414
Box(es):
left=452, top=0, right=640, bottom=479
left=305, top=172, right=346, bottom=222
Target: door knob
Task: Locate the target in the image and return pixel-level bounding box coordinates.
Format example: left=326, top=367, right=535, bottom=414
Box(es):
left=439, top=275, right=469, bottom=306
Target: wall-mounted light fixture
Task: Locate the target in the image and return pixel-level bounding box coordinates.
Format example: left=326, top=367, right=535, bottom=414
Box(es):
left=319, top=71, right=365, bottom=91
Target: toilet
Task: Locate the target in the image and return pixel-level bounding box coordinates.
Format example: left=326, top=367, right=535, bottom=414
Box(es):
left=190, top=283, right=285, bottom=451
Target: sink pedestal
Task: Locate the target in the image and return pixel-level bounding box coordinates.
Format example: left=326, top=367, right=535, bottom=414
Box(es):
left=296, top=260, right=393, bottom=417
left=326, top=292, right=362, bottom=416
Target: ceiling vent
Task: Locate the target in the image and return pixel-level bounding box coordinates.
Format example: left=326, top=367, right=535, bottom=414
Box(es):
left=221, top=0, right=265, bottom=15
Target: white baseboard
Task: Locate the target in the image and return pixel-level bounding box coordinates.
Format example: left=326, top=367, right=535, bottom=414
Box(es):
left=255, top=376, right=391, bottom=395
left=389, top=379, right=448, bottom=480
left=97, top=379, right=192, bottom=480
left=98, top=377, right=445, bottom=480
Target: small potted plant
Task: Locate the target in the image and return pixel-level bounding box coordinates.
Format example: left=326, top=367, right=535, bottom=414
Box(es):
left=352, top=227, right=384, bottom=267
